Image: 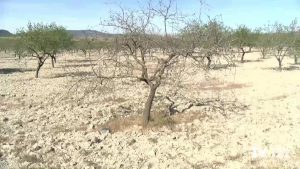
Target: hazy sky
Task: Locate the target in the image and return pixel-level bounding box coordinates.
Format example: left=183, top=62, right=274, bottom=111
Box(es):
left=1, top=0, right=300, bottom=33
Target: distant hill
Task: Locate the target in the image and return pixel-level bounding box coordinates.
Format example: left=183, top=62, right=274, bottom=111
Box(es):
left=67, top=30, right=116, bottom=39
left=0, top=29, right=116, bottom=39
left=0, top=30, right=13, bottom=37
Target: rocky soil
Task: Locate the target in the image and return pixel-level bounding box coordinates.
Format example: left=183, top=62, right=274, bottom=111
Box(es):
left=0, top=51, right=300, bottom=169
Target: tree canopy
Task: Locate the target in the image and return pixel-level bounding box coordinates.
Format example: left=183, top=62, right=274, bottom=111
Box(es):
left=18, top=22, right=72, bottom=77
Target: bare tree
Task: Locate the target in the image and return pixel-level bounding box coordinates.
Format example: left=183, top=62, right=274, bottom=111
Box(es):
left=151, top=0, right=179, bottom=37
left=94, top=0, right=194, bottom=125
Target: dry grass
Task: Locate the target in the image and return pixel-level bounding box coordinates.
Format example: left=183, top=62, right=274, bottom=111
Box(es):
left=20, top=154, right=43, bottom=163
left=100, top=110, right=209, bottom=133
left=150, top=116, right=176, bottom=127
left=269, top=95, right=288, bottom=100
left=100, top=115, right=142, bottom=133
left=84, top=160, right=102, bottom=169
left=102, top=96, right=126, bottom=103
left=225, top=153, right=244, bottom=161
left=171, top=111, right=209, bottom=124
left=191, top=78, right=249, bottom=91
left=52, top=125, right=73, bottom=134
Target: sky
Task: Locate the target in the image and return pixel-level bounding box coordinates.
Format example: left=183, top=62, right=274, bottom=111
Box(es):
left=0, top=0, right=300, bottom=33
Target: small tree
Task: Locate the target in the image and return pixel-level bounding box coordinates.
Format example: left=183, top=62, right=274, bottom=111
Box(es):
left=269, top=22, right=294, bottom=69
left=0, top=37, right=16, bottom=54
left=14, top=38, right=26, bottom=59
left=256, top=32, right=271, bottom=59
left=201, top=19, right=229, bottom=68
left=181, top=18, right=231, bottom=68
left=81, top=32, right=96, bottom=57
left=255, top=26, right=272, bottom=59
left=232, top=25, right=256, bottom=63
left=289, top=20, right=300, bottom=64
left=291, top=38, right=300, bottom=64
left=18, top=23, right=72, bottom=77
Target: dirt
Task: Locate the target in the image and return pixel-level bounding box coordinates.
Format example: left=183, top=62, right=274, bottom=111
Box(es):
left=0, top=51, right=300, bottom=169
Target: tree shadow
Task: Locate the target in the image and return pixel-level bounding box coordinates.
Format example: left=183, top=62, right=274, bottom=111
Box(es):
left=283, top=65, right=300, bottom=71
left=241, top=59, right=264, bottom=63
left=64, top=59, right=97, bottom=63
left=59, top=63, right=97, bottom=68
left=210, top=63, right=237, bottom=70
left=47, top=71, right=95, bottom=78
left=0, top=68, right=23, bottom=74
left=264, top=65, right=300, bottom=71
left=291, top=63, right=300, bottom=65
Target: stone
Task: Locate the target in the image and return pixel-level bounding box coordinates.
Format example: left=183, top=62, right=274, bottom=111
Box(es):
left=3, top=117, right=8, bottom=122
left=128, top=139, right=136, bottom=146
left=93, top=137, right=102, bottom=144
left=34, top=146, right=42, bottom=151
left=99, top=128, right=111, bottom=137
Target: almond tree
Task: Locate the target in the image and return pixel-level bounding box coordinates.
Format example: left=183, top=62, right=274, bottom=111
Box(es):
left=289, top=20, right=300, bottom=64
left=95, top=0, right=194, bottom=125
left=291, top=38, right=300, bottom=64
left=18, top=23, right=72, bottom=77
left=269, top=22, right=294, bottom=69
left=13, top=38, right=25, bottom=59
left=232, top=25, right=256, bottom=63
left=255, top=25, right=272, bottom=59
left=181, top=18, right=232, bottom=68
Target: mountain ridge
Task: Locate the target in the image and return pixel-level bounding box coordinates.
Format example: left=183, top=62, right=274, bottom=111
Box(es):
left=67, top=30, right=116, bottom=39
left=0, top=30, right=13, bottom=37
left=0, top=29, right=116, bottom=39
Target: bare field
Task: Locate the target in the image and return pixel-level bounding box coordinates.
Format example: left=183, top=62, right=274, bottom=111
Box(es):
left=1, top=51, right=300, bottom=169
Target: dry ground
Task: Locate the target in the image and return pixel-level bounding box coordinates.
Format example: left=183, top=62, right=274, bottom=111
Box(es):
left=0, top=51, right=300, bottom=169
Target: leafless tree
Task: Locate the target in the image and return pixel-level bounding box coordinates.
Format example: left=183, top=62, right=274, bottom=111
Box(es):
left=151, top=0, right=179, bottom=37
left=91, top=0, right=233, bottom=126
left=92, top=0, right=196, bottom=125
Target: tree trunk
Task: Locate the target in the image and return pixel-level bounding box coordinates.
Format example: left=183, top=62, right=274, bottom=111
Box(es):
left=278, top=58, right=282, bottom=70
left=261, top=49, right=266, bottom=59
left=241, top=48, right=245, bottom=63
left=164, top=18, right=167, bottom=37
left=51, top=56, right=56, bottom=68
left=84, top=50, right=87, bottom=57
left=35, top=64, right=42, bottom=78
left=143, top=85, right=158, bottom=126
left=35, top=59, right=45, bottom=78
left=206, top=56, right=211, bottom=68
